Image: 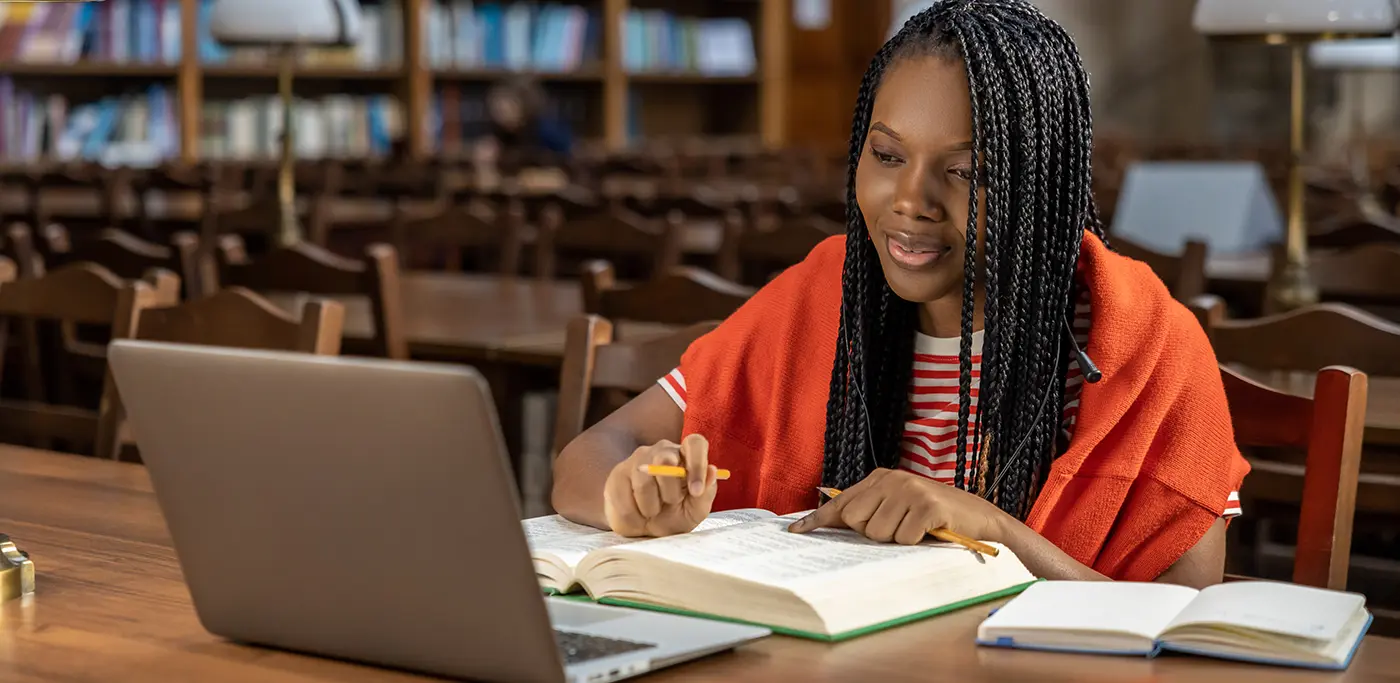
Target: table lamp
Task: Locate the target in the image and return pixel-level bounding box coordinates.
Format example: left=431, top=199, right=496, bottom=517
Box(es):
left=0, top=534, right=34, bottom=603
left=1194, top=0, right=1399, bottom=311
left=1310, top=34, right=1400, bottom=222
left=209, top=0, right=362, bottom=247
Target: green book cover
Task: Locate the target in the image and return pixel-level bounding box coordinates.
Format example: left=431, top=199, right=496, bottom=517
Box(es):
left=594, top=580, right=1039, bottom=642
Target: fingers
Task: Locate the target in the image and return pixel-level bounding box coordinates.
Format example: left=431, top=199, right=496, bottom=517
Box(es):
left=683, top=465, right=720, bottom=522
left=863, top=498, right=906, bottom=543
left=651, top=449, right=685, bottom=506
left=788, top=494, right=849, bottom=533
left=679, top=434, right=710, bottom=497
left=893, top=509, right=930, bottom=546
left=627, top=447, right=666, bottom=519
left=604, top=465, right=645, bottom=536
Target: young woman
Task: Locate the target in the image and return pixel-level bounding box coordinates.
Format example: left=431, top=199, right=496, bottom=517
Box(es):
left=552, top=0, right=1248, bottom=588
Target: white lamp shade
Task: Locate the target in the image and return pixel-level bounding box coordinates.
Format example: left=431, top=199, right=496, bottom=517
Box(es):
left=210, top=0, right=362, bottom=47
left=1310, top=35, right=1400, bottom=68
left=1194, top=0, right=1399, bottom=36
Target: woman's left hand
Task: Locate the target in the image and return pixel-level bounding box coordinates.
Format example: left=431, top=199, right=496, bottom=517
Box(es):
left=787, top=468, right=1010, bottom=544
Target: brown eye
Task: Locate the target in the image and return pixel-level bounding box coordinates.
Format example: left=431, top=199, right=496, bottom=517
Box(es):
left=869, top=147, right=902, bottom=166
left=950, top=166, right=975, bottom=181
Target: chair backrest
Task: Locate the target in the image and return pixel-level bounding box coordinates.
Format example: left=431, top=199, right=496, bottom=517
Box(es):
left=535, top=202, right=682, bottom=279
left=581, top=260, right=753, bottom=326
left=0, top=261, right=155, bottom=459
left=134, top=287, right=345, bottom=355
left=552, top=315, right=718, bottom=455
left=1112, top=235, right=1208, bottom=301
left=43, top=224, right=197, bottom=302
left=1193, top=295, right=1400, bottom=376
left=216, top=237, right=406, bottom=359
left=1219, top=364, right=1366, bottom=590
left=720, top=213, right=835, bottom=285
left=43, top=225, right=204, bottom=300
left=389, top=195, right=524, bottom=275
left=1280, top=243, right=1400, bottom=314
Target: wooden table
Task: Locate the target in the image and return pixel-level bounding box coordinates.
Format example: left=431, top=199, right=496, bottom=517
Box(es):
left=3, top=446, right=1398, bottom=682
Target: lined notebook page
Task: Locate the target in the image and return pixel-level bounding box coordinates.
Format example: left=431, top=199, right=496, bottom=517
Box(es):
left=982, top=581, right=1199, bottom=641
left=1166, top=582, right=1366, bottom=641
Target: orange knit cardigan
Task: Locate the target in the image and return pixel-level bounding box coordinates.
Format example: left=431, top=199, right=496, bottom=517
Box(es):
left=675, top=232, right=1250, bottom=581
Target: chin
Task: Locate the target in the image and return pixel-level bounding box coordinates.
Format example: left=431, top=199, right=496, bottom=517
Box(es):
left=876, top=256, right=962, bottom=305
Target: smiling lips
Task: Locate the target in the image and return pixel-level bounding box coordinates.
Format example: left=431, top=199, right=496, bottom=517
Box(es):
left=885, top=233, right=950, bottom=269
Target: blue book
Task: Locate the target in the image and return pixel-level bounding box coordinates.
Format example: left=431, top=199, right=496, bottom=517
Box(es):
left=976, top=580, right=1372, bottom=670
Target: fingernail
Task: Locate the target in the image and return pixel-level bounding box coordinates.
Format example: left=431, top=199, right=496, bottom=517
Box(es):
left=788, top=516, right=808, bottom=532
left=689, top=481, right=703, bottom=497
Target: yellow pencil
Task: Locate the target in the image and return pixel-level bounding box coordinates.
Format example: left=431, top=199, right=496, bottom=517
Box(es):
left=639, top=464, right=732, bottom=481
left=816, top=487, right=1000, bottom=557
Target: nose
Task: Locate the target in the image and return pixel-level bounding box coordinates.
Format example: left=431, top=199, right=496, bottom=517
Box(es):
left=890, top=164, right=946, bottom=223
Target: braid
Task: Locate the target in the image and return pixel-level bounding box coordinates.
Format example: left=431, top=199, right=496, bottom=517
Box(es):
left=823, top=0, right=1099, bottom=519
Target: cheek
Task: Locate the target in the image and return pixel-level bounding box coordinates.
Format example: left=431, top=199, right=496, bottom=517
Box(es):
left=854, top=157, right=889, bottom=235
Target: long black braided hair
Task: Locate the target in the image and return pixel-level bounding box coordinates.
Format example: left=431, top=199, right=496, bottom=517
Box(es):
left=820, top=0, right=1110, bottom=520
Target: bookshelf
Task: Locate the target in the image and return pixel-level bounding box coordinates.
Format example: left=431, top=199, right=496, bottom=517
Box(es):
left=0, top=0, right=790, bottom=164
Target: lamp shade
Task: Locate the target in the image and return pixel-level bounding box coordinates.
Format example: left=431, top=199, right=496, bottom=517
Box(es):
left=1193, top=0, right=1399, bottom=36
left=1310, top=35, right=1400, bottom=68
left=210, top=0, right=362, bottom=47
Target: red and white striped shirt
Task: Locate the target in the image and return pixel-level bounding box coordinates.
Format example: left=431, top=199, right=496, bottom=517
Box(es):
left=658, top=292, right=1242, bottom=519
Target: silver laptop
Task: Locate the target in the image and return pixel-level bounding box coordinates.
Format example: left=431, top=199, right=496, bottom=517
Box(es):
left=108, top=340, right=769, bottom=683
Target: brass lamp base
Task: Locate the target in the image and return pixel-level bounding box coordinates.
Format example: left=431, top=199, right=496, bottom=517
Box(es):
left=0, top=534, right=34, bottom=603
left=1266, top=260, right=1321, bottom=312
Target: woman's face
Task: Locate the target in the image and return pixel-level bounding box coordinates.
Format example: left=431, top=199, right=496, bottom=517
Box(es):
left=855, top=55, right=986, bottom=307
left=489, top=92, right=524, bottom=129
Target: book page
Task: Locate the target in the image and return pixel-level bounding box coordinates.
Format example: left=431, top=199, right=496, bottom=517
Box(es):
left=605, top=515, right=986, bottom=589
left=524, top=508, right=776, bottom=568
left=979, top=581, right=1199, bottom=642
left=1165, top=582, right=1366, bottom=642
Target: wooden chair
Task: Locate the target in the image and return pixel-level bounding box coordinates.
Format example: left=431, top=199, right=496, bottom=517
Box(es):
left=0, top=260, right=155, bottom=459
left=98, top=287, right=346, bottom=461
left=534, top=203, right=683, bottom=280
left=1274, top=243, right=1400, bottom=320
left=1219, top=364, right=1367, bottom=591
left=389, top=194, right=525, bottom=274
left=216, top=237, right=407, bottom=360
left=42, top=224, right=202, bottom=301
left=552, top=315, right=719, bottom=456
left=1112, top=235, right=1208, bottom=301
left=1194, top=296, right=1400, bottom=376
left=717, top=212, right=835, bottom=285
left=581, top=260, right=753, bottom=326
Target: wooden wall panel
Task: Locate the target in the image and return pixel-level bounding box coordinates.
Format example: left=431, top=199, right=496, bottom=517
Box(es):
left=784, top=1, right=889, bottom=153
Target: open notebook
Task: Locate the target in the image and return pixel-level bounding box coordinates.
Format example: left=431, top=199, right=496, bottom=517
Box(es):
left=977, top=580, right=1372, bottom=670
left=523, top=511, right=1037, bottom=641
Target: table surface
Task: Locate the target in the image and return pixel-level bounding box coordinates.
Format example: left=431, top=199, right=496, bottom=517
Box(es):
left=2, top=446, right=1398, bottom=683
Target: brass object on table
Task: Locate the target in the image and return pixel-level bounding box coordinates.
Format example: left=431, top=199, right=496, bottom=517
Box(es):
left=0, top=534, right=34, bottom=602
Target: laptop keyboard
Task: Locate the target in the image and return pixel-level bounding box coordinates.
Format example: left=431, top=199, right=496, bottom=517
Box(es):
left=554, top=630, right=656, bottom=664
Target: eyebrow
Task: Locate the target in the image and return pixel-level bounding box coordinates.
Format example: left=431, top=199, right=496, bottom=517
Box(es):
left=869, top=122, right=901, bottom=140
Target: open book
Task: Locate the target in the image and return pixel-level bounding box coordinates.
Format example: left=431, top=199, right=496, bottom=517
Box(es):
left=524, top=508, right=777, bottom=594
left=977, top=580, right=1372, bottom=670
left=525, top=511, right=1037, bottom=640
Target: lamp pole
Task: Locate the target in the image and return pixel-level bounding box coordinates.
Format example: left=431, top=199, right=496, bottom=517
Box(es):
left=1267, top=40, right=1321, bottom=312
left=276, top=45, right=303, bottom=248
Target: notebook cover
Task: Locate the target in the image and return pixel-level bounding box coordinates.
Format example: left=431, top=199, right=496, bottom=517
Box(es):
left=1156, top=611, right=1373, bottom=671
left=596, top=579, right=1038, bottom=642
left=975, top=637, right=1161, bottom=658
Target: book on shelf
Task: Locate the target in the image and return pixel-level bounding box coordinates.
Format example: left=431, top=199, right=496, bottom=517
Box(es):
left=0, top=0, right=181, bottom=65
left=422, top=1, right=602, bottom=74
left=199, top=95, right=403, bottom=161
left=0, top=79, right=177, bottom=165
left=977, top=580, right=1372, bottom=670
left=622, top=10, right=755, bottom=77
left=197, top=0, right=403, bottom=69
left=523, top=510, right=1038, bottom=641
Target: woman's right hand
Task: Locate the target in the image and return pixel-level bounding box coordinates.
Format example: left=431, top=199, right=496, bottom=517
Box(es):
left=603, top=433, right=718, bottom=537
